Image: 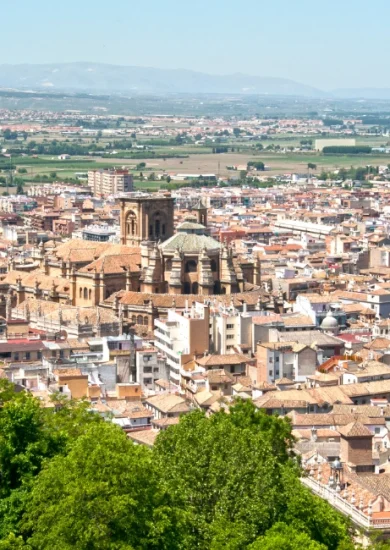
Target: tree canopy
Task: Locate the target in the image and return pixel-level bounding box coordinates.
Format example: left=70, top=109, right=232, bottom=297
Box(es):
left=0, top=383, right=384, bottom=549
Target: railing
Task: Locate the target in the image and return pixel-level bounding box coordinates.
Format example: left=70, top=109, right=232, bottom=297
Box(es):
left=302, top=476, right=390, bottom=530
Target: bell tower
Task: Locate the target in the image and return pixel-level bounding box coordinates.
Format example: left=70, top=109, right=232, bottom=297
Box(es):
left=192, top=198, right=208, bottom=227
left=120, top=193, right=175, bottom=246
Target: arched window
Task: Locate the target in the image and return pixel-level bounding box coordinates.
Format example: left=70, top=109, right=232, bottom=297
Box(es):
left=185, top=260, right=197, bottom=273
left=192, top=282, right=199, bottom=294
left=83, top=288, right=88, bottom=299
left=210, top=259, right=217, bottom=272
left=126, top=211, right=137, bottom=237
left=88, top=289, right=92, bottom=300
left=137, top=315, right=143, bottom=325
left=131, top=315, right=136, bottom=323
left=79, top=288, right=82, bottom=298
left=150, top=211, right=166, bottom=240
left=165, top=258, right=172, bottom=271
left=143, top=316, right=148, bottom=326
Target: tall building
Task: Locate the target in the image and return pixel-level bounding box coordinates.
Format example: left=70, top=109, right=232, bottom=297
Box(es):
left=120, top=193, right=175, bottom=246
left=154, top=303, right=210, bottom=386
left=88, top=169, right=133, bottom=197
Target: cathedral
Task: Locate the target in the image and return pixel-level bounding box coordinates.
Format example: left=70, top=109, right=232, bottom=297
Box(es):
left=1, top=193, right=267, bottom=336
left=120, top=194, right=248, bottom=295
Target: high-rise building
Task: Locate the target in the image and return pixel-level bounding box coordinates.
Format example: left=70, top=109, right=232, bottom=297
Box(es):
left=88, top=169, right=133, bottom=196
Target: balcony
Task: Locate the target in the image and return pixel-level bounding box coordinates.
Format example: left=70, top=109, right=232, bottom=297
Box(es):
left=302, top=476, right=390, bottom=531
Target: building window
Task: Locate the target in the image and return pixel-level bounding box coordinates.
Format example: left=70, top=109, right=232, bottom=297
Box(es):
left=227, top=335, right=234, bottom=339
left=269, top=370, right=273, bottom=376
left=185, top=260, right=197, bottom=273
left=227, top=324, right=234, bottom=329
left=375, top=427, right=381, bottom=434
left=26, top=352, right=30, bottom=360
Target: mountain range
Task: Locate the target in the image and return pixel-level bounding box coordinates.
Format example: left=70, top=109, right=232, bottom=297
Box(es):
left=0, top=62, right=388, bottom=99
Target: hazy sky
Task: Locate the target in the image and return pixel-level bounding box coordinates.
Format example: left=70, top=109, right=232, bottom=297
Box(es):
left=2, top=0, right=389, bottom=90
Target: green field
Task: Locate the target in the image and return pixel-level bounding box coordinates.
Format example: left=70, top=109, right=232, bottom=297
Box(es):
left=1, top=146, right=389, bottom=192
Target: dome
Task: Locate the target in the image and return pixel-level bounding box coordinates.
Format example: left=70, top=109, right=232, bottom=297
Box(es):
left=321, top=310, right=338, bottom=330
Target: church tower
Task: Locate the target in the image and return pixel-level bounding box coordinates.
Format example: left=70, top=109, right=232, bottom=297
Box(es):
left=192, top=199, right=208, bottom=227
left=120, top=194, right=175, bottom=246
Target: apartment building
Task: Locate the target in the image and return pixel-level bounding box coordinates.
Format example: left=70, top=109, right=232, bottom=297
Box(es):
left=154, top=303, right=209, bottom=387
left=88, top=169, right=133, bottom=197
left=135, top=347, right=167, bottom=391
left=256, top=341, right=317, bottom=385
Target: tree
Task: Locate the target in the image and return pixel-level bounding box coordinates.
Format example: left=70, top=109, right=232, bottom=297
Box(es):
left=166, top=175, right=171, bottom=183
left=247, top=161, right=265, bottom=171
left=153, top=401, right=349, bottom=549
left=250, top=523, right=326, bottom=550
left=3, top=130, right=17, bottom=140
left=307, top=163, right=317, bottom=171
left=233, top=128, right=241, bottom=137
left=17, top=169, right=27, bottom=174
left=0, top=533, right=31, bottom=549
left=49, top=172, right=57, bottom=179
left=22, top=423, right=179, bottom=550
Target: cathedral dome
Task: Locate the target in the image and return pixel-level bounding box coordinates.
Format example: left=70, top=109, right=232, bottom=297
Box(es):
left=159, top=230, right=220, bottom=254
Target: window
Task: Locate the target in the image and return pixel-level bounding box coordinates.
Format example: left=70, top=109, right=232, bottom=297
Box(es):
left=26, top=352, right=30, bottom=360
left=143, top=378, right=153, bottom=385
left=143, top=367, right=153, bottom=373
left=227, top=335, right=234, bottom=339
left=227, top=324, right=234, bottom=329
left=269, top=370, right=273, bottom=376
left=269, top=358, right=273, bottom=363
left=14, top=353, right=19, bottom=361
left=185, top=260, right=197, bottom=273
left=375, top=427, right=381, bottom=434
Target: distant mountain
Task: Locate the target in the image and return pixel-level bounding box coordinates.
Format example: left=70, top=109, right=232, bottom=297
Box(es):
left=0, top=62, right=325, bottom=97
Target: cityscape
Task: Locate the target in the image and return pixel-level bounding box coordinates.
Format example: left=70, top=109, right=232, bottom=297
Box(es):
left=3, top=1, right=390, bottom=549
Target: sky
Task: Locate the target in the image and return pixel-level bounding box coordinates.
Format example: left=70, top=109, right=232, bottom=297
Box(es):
left=2, top=0, right=390, bottom=90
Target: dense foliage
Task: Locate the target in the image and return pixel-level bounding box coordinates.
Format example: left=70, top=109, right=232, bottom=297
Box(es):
left=0, top=381, right=384, bottom=549
left=322, top=146, right=372, bottom=154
